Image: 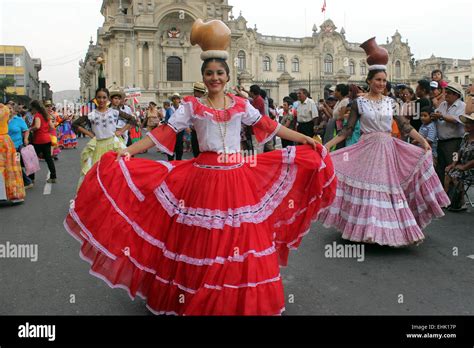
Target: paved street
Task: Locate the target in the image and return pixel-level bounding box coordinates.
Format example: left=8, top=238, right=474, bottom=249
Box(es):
left=1, top=137, right=473, bottom=315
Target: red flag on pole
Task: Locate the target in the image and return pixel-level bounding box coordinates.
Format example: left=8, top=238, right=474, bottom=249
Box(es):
left=321, top=0, right=326, bottom=13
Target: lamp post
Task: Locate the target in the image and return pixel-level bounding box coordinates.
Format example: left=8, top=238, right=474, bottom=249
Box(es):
left=97, top=57, right=106, bottom=89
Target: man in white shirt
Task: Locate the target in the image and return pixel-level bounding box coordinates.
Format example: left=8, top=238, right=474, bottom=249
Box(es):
left=110, top=90, right=133, bottom=145
left=432, top=82, right=466, bottom=182
left=295, top=88, right=319, bottom=139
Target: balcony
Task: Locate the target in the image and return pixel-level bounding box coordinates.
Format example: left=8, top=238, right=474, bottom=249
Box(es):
left=156, top=81, right=196, bottom=95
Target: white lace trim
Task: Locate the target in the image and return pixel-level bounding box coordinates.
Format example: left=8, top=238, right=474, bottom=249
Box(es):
left=157, top=160, right=174, bottom=172
left=278, top=228, right=312, bottom=250
left=334, top=188, right=410, bottom=209
left=326, top=208, right=419, bottom=229
left=273, top=173, right=336, bottom=229
left=67, top=210, right=117, bottom=260
left=68, top=235, right=284, bottom=316
left=336, top=173, right=405, bottom=194
left=257, top=122, right=282, bottom=146
left=66, top=216, right=281, bottom=295
left=283, top=146, right=297, bottom=164
left=147, top=132, right=174, bottom=156
left=93, top=159, right=278, bottom=267
left=155, top=149, right=298, bottom=230
left=400, top=150, right=433, bottom=187
left=119, top=158, right=145, bottom=202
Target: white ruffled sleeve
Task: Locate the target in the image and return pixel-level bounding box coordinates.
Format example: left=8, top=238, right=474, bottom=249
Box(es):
left=167, top=102, right=193, bottom=133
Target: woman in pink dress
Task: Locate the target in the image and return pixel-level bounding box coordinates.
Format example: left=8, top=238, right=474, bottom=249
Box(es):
left=319, top=38, right=450, bottom=247
left=64, top=19, right=337, bottom=315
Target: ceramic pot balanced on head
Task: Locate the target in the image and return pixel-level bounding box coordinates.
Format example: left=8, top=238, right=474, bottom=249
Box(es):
left=360, top=37, right=389, bottom=66
left=191, top=19, right=231, bottom=60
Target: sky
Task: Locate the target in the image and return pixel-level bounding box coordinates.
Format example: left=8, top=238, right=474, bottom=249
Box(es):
left=1, top=0, right=472, bottom=92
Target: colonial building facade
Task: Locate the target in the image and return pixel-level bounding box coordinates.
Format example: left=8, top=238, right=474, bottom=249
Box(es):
left=80, top=0, right=433, bottom=104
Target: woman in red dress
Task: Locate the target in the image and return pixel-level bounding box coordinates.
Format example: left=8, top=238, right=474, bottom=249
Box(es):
left=64, top=19, right=337, bottom=315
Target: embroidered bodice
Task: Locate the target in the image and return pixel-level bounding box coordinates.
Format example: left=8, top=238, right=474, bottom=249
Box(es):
left=148, top=94, right=280, bottom=155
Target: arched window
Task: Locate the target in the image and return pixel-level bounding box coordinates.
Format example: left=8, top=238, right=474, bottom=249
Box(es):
left=263, top=56, right=271, bottom=71
left=395, top=61, right=401, bottom=78
left=349, top=60, right=355, bottom=75
left=360, top=62, right=367, bottom=76
left=277, top=56, right=286, bottom=72
left=237, top=50, right=246, bottom=71
left=167, top=56, right=182, bottom=81
left=292, top=57, right=300, bottom=72
left=324, top=54, right=333, bottom=74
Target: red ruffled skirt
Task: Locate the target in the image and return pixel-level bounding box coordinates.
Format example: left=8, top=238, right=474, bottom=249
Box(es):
left=64, top=145, right=336, bottom=315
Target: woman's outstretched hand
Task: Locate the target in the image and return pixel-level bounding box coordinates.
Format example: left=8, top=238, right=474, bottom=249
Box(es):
left=301, top=135, right=317, bottom=150
left=116, top=149, right=131, bottom=162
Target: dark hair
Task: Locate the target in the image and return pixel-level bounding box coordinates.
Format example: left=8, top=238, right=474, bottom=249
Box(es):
left=289, top=92, right=298, bottom=102
left=30, top=100, right=50, bottom=122
left=431, top=69, right=443, bottom=79
left=348, top=84, right=360, bottom=100
left=420, top=106, right=432, bottom=114
left=149, top=101, right=157, bottom=107
left=366, top=69, right=387, bottom=84
left=417, top=80, right=431, bottom=94
left=283, top=96, right=294, bottom=105
left=260, top=89, right=267, bottom=99
left=200, top=58, right=230, bottom=81
left=249, top=85, right=261, bottom=96
left=268, top=98, right=275, bottom=109
left=95, top=87, right=110, bottom=98
left=298, top=88, right=309, bottom=97
left=335, top=84, right=349, bottom=97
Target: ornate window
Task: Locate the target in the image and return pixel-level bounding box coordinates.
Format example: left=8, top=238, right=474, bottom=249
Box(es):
left=324, top=54, right=333, bottom=74
left=360, top=62, right=367, bottom=76
left=167, top=56, right=182, bottom=81
left=349, top=60, right=355, bottom=75
left=277, top=56, right=286, bottom=72
left=395, top=61, right=401, bottom=78
left=263, top=56, right=271, bottom=71
left=237, top=50, right=246, bottom=71
left=292, top=57, right=300, bottom=72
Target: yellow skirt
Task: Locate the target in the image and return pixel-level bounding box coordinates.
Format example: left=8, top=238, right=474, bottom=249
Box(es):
left=0, top=134, right=25, bottom=201
left=77, top=136, right=126, bottom=190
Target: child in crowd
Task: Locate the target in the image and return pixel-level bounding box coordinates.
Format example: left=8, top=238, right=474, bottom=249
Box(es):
left=414, top=106, right=438, bottom=167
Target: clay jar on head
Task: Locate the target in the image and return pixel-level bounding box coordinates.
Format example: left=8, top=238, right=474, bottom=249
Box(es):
left=360, top=37, right=389, bottom=66
left=190, top=19, right=231, bottom=51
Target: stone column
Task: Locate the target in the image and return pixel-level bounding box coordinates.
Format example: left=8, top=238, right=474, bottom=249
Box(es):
left=138, top=42, right=144, bottom=88
left=148, top=43, right=154, bottom=89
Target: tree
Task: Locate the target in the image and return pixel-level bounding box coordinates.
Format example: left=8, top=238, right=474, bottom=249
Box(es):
left=0, top=77, right=16, bottom=103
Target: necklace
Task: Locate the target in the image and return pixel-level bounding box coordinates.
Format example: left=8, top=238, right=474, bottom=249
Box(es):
left=367, top=95, right=385, bottom=125
left=207, top=96, right=229, bottom=154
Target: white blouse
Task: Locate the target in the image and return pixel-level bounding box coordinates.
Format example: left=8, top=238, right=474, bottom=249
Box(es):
left=88, top=109, right=120, bottom=140
left=356, top=96, right=395, bottom=134
left=155, top=95, right=280, bottom=154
